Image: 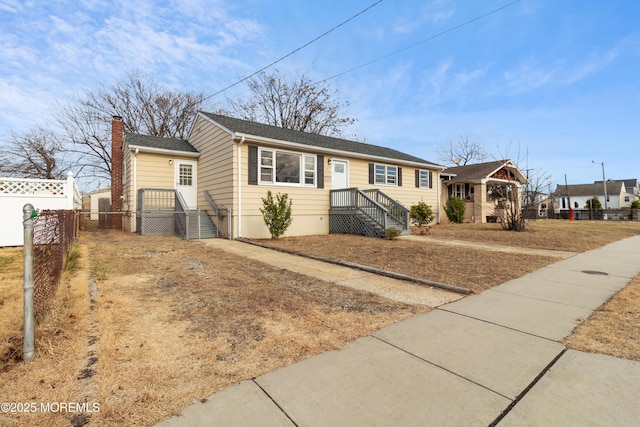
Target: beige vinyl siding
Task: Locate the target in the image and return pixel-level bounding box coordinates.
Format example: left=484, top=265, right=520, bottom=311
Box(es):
left=348, top=158, right=440, bottom=213
left=189, top=116, right=235, bottom=237
left=135, top=152, right=177, bottom=189
left=122, top=144, right=197, bottom=231
left=122, top=144, right=134, bottom=231
left=238, top=145, right=439, bottom=239
left=239, top=143, right=330, bottom=238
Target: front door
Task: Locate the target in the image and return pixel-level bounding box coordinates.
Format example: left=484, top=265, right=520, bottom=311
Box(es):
left=331, top=159, right=350, bottom=207
left=175, top=160, right=197, bottom=209
left=331, top=159, right=349, bottom=189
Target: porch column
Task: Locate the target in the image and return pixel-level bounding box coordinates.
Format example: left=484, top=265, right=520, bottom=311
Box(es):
left=475, top=183, right=486, bottom=223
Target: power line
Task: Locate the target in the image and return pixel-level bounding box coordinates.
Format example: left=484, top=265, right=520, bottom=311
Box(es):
left=316, top=0, right=522, bottom=84
left=201, top=0, right=384, bottom=103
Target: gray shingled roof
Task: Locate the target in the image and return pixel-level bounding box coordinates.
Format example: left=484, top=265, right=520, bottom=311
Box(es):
left=201, top=112, right=440, bottom=167
left=595, top=179, right=637, bottom=191
left=442, top=160, right=507, bottom=180
left=126, top=133, right=198, bottom=153
left=553, top=182, right=624, bottom=197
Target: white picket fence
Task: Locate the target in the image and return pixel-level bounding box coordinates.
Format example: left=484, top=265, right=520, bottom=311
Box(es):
left=0, top=172, right=82, bottom=247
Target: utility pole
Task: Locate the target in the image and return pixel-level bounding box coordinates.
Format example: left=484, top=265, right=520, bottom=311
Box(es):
left=593, top=160, right=608, bottom=209
left=565, top=174, right=573, bottom=221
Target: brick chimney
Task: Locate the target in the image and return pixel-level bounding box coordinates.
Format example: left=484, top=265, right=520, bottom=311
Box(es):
left=111, top=116, right=124, bottom=229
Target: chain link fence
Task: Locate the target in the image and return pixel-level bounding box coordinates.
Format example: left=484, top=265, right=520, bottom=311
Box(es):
left=32, top=209, right=77, bottom=316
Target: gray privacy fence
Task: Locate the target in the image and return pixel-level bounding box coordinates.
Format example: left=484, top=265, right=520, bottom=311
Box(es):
left=22, top=204, right=77, bottom=362
left=553, top=208, right=639, bottom=221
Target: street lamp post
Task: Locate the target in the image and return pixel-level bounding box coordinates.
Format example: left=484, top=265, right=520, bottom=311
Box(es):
left=592, top=160, right=608, bottom=209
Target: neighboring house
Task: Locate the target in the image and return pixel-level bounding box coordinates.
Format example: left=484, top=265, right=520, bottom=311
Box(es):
left=112, top=113, right=444, bottom=239
left=523, top=191, right=553, bottom=218
left=594, top=179, right=639, bottom=203
left=553, top=181, right=632, bottom=210
left=0, top=172, right=82, bottom=247
left=440, top=160, right=529, bottom=223
left=82, top=187, right=111, bottom=220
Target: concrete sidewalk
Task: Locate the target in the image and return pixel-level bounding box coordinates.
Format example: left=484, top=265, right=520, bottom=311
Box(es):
left=157, top=236, right=640, bottom=427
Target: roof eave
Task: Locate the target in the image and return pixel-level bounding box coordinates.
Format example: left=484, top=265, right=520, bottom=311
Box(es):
left=233, top=132, right=441, bottom=170
left=128, top=144, right=200, bottom=158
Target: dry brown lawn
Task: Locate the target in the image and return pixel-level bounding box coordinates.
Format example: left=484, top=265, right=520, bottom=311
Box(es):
left=260, top=220, right=640, bottom=293
left=423, top=219, right=640, bottom=252
left=1, top=231, right=423, bottom=427
left=260, top=233, right=556, bottom=293
left=1, top=219, right=639, bottom=426
left=565, top=274, right=640, bottom=362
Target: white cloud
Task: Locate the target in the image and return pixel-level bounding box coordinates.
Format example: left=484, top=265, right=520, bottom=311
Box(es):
left=392, top=0, right=455, bottom=34
left=0, top=0, right=21, bottom=13
left=502, top=58, right=556, bottom=94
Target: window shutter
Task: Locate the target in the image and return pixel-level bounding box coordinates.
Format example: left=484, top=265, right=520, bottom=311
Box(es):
left=429, top=171, right=433, bottom=189
left=317, top=155, right=324, bottom=188
left=398, top=167, right=402, bottom=186
left=248, top=145, right=258, bottom=185
left=465, top=183, right=470, bottom=197
left=368, top=163, right=374, bottom=184
left=415, top=170, right=420, bottom=187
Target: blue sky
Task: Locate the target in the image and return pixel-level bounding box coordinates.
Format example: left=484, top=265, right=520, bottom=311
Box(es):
left=1, top=0, right=638, bottom=191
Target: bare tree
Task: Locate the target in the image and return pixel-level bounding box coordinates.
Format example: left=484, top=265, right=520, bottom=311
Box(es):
left=220, top=70, right=356, bottom=137
left=57, top=70, right=206, bottom=181
left=0, top=128, right=70, bottom=179
left=488, top=144, right=550, bottom=231
left=438, top=135, right=488, bottom=166
left=521, top=168, right=552, bottom=217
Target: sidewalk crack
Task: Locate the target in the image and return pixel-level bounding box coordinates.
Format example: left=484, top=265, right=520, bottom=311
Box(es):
left=489, top=348, right=567, bottom=426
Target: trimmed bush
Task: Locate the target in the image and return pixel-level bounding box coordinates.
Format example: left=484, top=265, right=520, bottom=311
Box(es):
left=445, top=196, right=466, bottom=223
left=410, top=201, right=434, bottom=229
left=384, top=227, right=402, bottom=240
left=260, top=191, right=292, bottom=239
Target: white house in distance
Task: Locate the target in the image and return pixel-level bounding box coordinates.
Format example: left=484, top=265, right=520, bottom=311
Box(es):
left=595, top=179, right=639, bottom=201
left=553, top=180, right=635, bottom=211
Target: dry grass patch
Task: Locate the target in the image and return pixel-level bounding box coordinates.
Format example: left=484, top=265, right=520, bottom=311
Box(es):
left=258, top=221, right=640, bottom=293
left=566, top=274, right=640, bottom=361
left=0, top=247, right=24, bottom=367
left=423, top=220, right=640, bottom=252
left=260, top=234, right=557, bottom=293
left=0, top=245, right=92, bottom=427
left=84, top=231, right=424, bottom=426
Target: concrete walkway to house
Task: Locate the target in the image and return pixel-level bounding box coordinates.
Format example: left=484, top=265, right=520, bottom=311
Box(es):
left=157, top=236, right=640, bottom=426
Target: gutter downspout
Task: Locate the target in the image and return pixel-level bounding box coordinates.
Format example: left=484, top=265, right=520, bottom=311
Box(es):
left=437, top=169, right=441, bottom=224
left=133, top=148, right=139, bottom=232
left=237, top=136, right=245, bottom=238
left=437, top=167, right=446, bottom=224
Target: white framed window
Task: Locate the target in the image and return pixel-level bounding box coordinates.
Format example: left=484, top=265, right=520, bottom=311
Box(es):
left=258, top=148, right=316, bottom=187
left=374, top=164, right=398, bottom=185
left=451, top=183, right=464, bottom=198
left=624, top=196, right=630, bottom=202
left=418, top=170, right=430, bottom=188
left=179, top=164, right=193, bottom=186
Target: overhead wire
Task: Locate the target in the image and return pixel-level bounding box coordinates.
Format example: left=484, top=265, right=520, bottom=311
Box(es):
left=200, top=0, right=384, bottom=104
left=198, top=0, right=521, bottom=108
left=316, top=0, right=522, bottom=84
